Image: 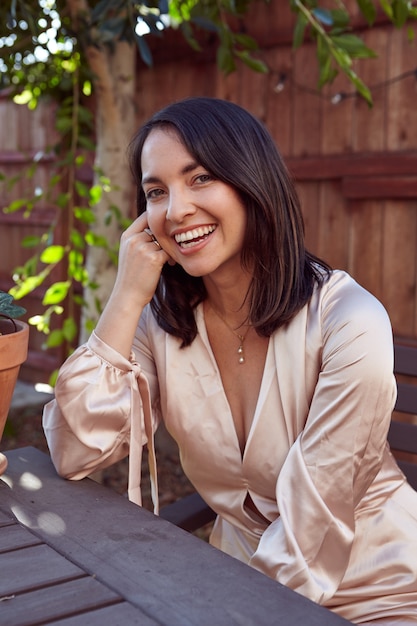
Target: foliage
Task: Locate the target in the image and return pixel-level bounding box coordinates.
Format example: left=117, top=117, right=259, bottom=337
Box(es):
left=0, top=0, right=416, bottom=383
left=0, top=291, right=26, bottom=319
left=2, top=66, right=127, bottom=366
left=290, top=0, right=417, bottom=105
left=0, top=0, right=268, bottom=106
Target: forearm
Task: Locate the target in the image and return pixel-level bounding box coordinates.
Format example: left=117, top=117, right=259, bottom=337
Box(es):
left=95, top=287, right=145, bottom=360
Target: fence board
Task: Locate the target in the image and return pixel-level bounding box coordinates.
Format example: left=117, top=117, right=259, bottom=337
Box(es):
left=386, top=29, right=417, bottom=151
left=353, top=28, right=389, bottom=152
left=382, top=201, right=417, bottom=335
left=348, top=200, right=384, bottom=301
left=291, top=42, right=322, bottom=157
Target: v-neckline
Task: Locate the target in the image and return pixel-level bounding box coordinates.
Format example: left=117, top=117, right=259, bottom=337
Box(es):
left=196, top=303, right=273, bottom=460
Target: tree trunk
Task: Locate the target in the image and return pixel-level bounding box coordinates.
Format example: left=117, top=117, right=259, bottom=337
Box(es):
left=79, top=41, right=136, bottom=342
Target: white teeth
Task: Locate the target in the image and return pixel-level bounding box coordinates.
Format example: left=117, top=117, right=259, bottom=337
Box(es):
left=175, top=225, right=216, bottom=244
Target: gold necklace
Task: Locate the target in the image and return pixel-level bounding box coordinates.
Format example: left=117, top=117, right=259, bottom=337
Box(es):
left=209, top=305, right=251, bottom=364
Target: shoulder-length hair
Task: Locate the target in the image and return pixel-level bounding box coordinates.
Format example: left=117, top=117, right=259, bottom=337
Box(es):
left=128, top=97, right=330, bottom=347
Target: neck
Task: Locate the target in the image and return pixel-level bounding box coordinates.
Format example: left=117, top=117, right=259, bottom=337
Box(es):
left=203, top=273, right=251, bottom=327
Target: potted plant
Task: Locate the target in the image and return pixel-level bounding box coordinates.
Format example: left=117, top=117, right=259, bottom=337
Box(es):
left=0, top=291, right=29, bottom=475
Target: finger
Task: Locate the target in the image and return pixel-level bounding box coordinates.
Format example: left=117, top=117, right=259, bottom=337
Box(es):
left=125, top=213, right=149, bottom=235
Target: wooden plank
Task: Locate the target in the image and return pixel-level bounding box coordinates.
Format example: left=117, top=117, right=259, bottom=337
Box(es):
left=297, top=181, right=322, bottom=256
left=286, top=151, right=417, bottom=180
left=1, top=448, right=352, bottom=626
left=0, top=544, right=83, bottom=596
left=386, top=29, right=417, bottom=151
left=343, top=176, right=417, bottom=199
left=320, top=73, right=355, bottom=155
left=0, top=151, right=55, bottom=164
left=0, top=524, right=42, bottom=553
left=394, top=384, right=417, bottom=415
left=348, top=200, right=383, bottom=301
left=382, top=200, right=417, bottom=336
left=47, top=601, right=159, bottom=625
left=0, top=576, right=124, bottom=626
left=395, top=343, right=417, bottom=376
left=0, top=509, right=15, bottom=526
left=236, top=61, right=268, bottom=122
left=264, top=47, right=293, bottom=156
left=292, top=42, right=322, bottom=157
left=353, top=28, right=389, bottom=153
left=317, top=181, right=349, bottom=270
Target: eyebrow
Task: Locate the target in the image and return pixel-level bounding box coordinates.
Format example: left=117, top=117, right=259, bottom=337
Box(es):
left=142, top=160, right=201, bottom=186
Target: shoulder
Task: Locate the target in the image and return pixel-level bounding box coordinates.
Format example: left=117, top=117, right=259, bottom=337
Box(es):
left=312, top=270, right=394, bottom=367
left=315, top=270, right=390, bottom=328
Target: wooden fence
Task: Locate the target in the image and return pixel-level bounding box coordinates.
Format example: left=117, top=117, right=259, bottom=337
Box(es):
left=1, top=0, right=416, bottom=382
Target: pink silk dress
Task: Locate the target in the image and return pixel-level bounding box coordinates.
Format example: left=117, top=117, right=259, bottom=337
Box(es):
left=43, top=270, right=417, bottom=624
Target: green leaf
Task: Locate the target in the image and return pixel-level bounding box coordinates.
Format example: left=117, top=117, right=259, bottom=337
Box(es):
left=74, top=206, right=96, bottom=224
left=85, top=232, right=109, bottom=247
left=75, top=180, right=90, bottom=198
left=62, top=317, right=77, bottom=342
left=392, top=0, right=409, bottom=27
left=316, top=32, right=331, bottom=66
left=0, top=291, right=26, bottom=318
left=329, top=9, right=350, bottom=28
left=48, top=369, right=59, bottom=388
left=293, top=12, right=308, bottom=49
left=318, top=52, right=337, bottom=87
left=40, top=245, right=66, bottom=264
left=22, top=235, right=42, bottom=248
left=356, top=0, right=377, bottom=25
left=345, top=68, right=373, bottom=106
left=45, top=328, right=65, bottom=348
left=379, top=0, right=393, bottom=20
left=70, top=229, right=85, bottom=249
left=10, top=275, right=45, bottom=299
left=235, top=50, right=268, bottom=73
left=331, top=34, right=377, bottom=59
left=233, top=33, right=259, bottom=51
left=217, top=43, right=236, bottom=74
left=3, top=198, right=27, bottom=213
left=89, top=185, right=103, bottom=206
left=57, top=192, right=70, bottom=208
left=42, top=281, right=71, bottom=305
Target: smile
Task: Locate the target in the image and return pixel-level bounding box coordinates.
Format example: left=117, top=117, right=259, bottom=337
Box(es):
left=174, top=225, right=216, bottom=248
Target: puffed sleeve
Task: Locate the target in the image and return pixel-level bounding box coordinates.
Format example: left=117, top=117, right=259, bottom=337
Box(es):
left=43, top=325, right=160, bottom=510
left=249, top=273, right=397, bottom=604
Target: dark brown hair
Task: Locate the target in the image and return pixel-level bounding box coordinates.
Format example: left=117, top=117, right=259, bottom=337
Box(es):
left=129, top=97, right=330, bottom=346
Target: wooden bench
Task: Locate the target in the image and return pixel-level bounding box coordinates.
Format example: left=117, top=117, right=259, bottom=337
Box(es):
left=388, top=341, right=417, bottom=489
left=161, top=341, right=417, bottom=531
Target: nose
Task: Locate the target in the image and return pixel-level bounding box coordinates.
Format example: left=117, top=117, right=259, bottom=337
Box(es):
left=165, top=187, right=197, bottom=223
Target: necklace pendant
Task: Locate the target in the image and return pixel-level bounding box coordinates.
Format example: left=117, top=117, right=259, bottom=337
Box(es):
left=237, top=344, right=245, bottom=364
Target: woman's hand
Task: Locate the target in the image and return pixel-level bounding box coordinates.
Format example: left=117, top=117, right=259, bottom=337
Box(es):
left=114, top=213, right=171, bottom=309
left=94, top=212, right=172, bottom=358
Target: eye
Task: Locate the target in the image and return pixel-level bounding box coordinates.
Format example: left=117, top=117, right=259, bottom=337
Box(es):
left=194, top=173, right=213, bottom=184
left=144, top=187, right=165, bottom=200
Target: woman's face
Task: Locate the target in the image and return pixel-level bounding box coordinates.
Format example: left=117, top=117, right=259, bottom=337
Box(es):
left=141, top=127, right=248, bottom=280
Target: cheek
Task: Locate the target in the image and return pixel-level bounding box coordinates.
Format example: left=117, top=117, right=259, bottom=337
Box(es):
left=146, top=207, right=165, bottom=234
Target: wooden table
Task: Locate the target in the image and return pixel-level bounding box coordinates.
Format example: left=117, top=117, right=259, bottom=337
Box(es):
left=0, top=447, right=352, bottom=625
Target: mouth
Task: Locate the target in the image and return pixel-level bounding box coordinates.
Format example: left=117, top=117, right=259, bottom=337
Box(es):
left=174, top=225, right=217, bottom=249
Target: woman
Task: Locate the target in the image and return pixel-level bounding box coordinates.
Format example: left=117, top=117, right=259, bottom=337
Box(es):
left=43, top=97, right=417, bottom=624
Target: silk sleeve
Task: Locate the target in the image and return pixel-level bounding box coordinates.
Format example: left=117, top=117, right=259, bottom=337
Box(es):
left=249, top=275, right=397, bottom=604
left=43, top=321, right=161, bottom=507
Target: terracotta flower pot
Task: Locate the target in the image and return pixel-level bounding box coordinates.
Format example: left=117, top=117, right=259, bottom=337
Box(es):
left=0, top=318, right=29, bottom=475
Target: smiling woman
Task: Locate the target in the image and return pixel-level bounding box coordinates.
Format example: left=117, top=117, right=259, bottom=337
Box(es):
left=43, top=97, right=417, bottom=625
